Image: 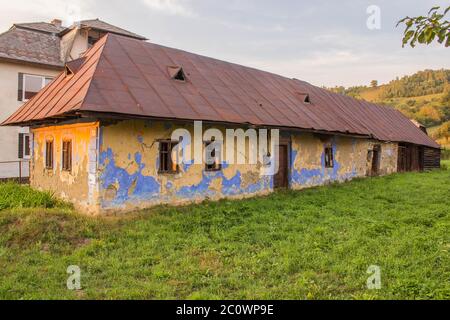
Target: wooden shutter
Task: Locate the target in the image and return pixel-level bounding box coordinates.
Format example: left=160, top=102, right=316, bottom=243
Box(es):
left=62, top=140, right=72, bottom=171
left=46, top=140, right=54, bottom=169
left=18, top=133, right=24, bottom=159
left=24, top=135, right=30, bottom=157
left=18, top=73, right=24, bottom=101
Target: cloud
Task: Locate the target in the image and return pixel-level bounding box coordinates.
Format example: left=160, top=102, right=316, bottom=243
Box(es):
left=141, top=0, right=194, bottom=17
left=0, top=0, right=94, bottom=29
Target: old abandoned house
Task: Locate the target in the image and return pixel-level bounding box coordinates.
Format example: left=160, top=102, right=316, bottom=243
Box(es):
left=2, top=34, right=441, bottom=214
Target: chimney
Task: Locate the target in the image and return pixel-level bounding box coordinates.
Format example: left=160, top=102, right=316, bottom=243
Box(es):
left=51, top=19, right=62, bottom=27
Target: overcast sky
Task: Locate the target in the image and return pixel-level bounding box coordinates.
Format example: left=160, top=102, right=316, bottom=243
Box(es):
left=0, top=0, right=448, bottom=87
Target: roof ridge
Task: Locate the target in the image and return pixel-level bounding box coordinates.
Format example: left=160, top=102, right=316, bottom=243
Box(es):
left=14, top=21, right=64, bottom=34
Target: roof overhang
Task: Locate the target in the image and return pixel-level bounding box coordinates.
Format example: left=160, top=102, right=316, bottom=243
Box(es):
left=0, top=56, right=64, bottom=70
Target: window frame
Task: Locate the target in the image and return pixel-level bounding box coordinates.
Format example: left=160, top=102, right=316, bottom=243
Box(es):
left=18, top=133, right=31, bottom=159
left=23, top=134, right=31, bottom=158
left=21, top=74, right=53, bottom=102
left=45, top=139, right=54, bottom=170
left=324, top=146, right=334, bottom=168
left=61, top=139, right=72, bottom=172
left=204, top=140, right=222, bottom=172
left=158, top=140, right=180, bottom=174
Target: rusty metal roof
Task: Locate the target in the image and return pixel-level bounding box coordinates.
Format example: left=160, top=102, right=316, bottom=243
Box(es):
left=2, top=33, right=440, bottom=149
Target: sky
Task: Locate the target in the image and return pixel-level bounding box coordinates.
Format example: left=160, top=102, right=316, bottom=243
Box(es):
left=0, top=0, right=448, bottom=87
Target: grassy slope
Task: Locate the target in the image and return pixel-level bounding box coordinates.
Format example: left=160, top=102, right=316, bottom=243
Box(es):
left=0, top=170, right=449, bottom=300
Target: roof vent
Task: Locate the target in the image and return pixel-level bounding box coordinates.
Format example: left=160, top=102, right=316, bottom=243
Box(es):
left=65, top=57, right=86, bottom=76
left=168, top=66, right=186, bottom=82
left=296, top=92, right=311, bottom=104
left=65, top=66, right=73, bottom=76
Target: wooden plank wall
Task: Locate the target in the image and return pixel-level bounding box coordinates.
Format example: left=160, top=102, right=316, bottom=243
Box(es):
left=423, top=147, right=441, bottom=170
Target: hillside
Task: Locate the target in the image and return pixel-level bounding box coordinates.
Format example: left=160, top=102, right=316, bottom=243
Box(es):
left=327, top=69, right=450, bottom=148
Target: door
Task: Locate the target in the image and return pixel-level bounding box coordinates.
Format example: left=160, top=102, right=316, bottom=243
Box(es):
left=398, top=146, right=406, bottom=172
left=274, top=144, right=289, bottom=189
left=371, top=145, right=380, bottom=176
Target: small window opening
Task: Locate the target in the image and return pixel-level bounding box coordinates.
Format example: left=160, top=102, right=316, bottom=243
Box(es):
left=205, top=140, right=222, bottom=172
left=88, top=36, right=98, bottom=47
left=324, top=146, right=334, bottom=168
left=168, top=66, right=187, bottom=82
left=296, top=92, right=311, bottom=104
left=62, top=140, right=72, bottom=172
left=159, top=141, right=179, bottom=174
left=18, top=133, right=31, bottom=159
left=45, top=140, right=54, bottom=169
left=65, top=66, right=73, bottom=76
left=24, top=134, right=31, bottom=158
left=174, top=69, right=186, bottom=81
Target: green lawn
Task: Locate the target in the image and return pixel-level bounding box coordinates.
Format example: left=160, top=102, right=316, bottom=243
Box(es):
left=0, top=170, right=449, bottom=300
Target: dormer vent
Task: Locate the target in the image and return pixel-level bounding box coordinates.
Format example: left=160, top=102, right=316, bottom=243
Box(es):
left=168, top=66, right=187, bottom=82
left=296, top=92, right=311, bottom=104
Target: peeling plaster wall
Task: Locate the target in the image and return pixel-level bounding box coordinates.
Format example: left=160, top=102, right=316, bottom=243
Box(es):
left=98, top=120, right=273, bottom=212
left=29, top=119, right=399, bottom=215
left=31, top=122, right=100, bottom=214
left=290, top=133, right=398, bottom=189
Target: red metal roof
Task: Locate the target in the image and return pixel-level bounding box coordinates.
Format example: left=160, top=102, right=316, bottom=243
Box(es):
left=2, top=33, right=440, bottom=149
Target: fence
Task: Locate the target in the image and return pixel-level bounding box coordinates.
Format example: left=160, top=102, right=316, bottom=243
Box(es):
left=0, top=160, right=30, bottom=184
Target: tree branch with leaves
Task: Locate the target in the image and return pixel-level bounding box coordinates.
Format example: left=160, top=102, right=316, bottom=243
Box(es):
left=397, top=6, right=450, bottom=47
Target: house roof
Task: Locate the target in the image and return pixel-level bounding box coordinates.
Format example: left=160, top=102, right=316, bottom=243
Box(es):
left=0, top=25, right=63, bottom=67
left=2, top=33, right=440, bottom=149
left=0, top=19, right=146, bottom=68
left=14, top=22, right=65, bottom=34
left=62, top=19, right=147, bottom=40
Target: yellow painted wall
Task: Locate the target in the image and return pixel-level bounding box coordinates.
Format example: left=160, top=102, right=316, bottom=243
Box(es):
left=98, top=120, right=272, bottom=212
left=290, top=133, right=398, bottom=189
left=31, top=122, right=99, bottom=214
left=28, top=119, right=399, bottom=214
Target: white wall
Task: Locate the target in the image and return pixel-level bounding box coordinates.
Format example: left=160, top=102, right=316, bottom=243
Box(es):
left=0, top=61, right=60, bottom=178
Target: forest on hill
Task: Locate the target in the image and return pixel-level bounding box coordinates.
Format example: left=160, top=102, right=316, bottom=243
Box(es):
left=327, top=69, right=450, bottom=148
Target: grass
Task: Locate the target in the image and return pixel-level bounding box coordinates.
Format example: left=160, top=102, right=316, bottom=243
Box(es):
left=0, top=183, right=67, bottom=210
left=441, top=160, right=450, bottom=169
left=0, top=170, right=449, bottom=300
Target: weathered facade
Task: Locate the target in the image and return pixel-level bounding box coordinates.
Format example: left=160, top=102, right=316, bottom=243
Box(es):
left=4, top=33, right=441, bottom=215
left=29, top=119, right=398, bottom=214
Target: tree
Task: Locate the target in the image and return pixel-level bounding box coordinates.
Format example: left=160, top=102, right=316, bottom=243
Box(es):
left=370, top=80, right=378, bottom=88
left=417, top=105, right=444, bottom=126
left=397, top=6, right=450, bottom=47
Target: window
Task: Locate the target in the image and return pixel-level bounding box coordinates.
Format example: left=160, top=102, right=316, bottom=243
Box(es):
left=18, top=133, right=31, bottom=159
left=324, top=147, right=334, bottom=168
left=45, top=140, right=54, bottom=169
left=205, top=140, right=222, bottom=172
left=62, top=140, right=72, bottom=172
left=158, top=141, right=179, bottom=174
left=18, top=73, right=53, bottom=101
left=88, top=36, right=98, bottom=47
